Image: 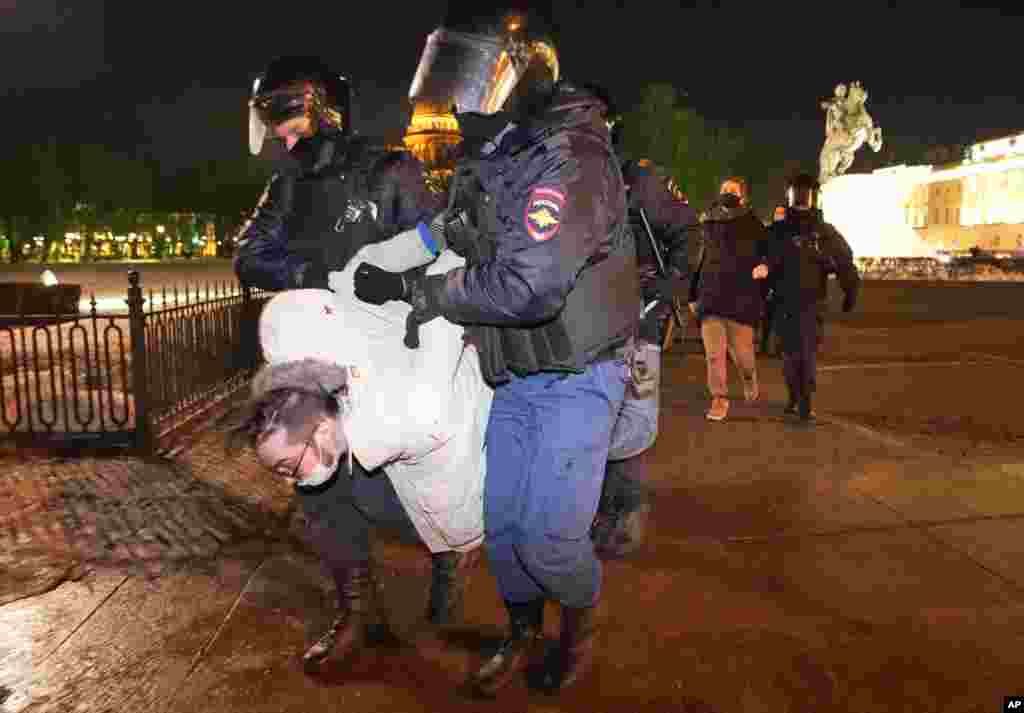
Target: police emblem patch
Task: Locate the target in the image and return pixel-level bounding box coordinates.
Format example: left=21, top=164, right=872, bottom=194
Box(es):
left=524, top=187, right=565, bottom=242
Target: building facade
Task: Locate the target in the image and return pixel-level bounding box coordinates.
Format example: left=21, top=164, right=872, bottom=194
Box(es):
left=902, top=131, right=1024, bottom=255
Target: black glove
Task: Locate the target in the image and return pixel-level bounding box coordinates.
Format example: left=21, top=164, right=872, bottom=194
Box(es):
left=354, top=262, right=408, bottom=305
left=297, top=261, right=330, bottom=290
left=842, top=292, right=857, bottom=313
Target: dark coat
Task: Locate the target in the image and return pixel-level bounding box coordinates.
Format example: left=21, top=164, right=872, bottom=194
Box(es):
left=234, top=136, right=442, bottom=291
left=688, top=199, right=770, bottom=326
left=765, top=208, right=860, bottom=308
left=623, top=162, right=696, bottom=278
left=427, top=81, right=639, bottom=381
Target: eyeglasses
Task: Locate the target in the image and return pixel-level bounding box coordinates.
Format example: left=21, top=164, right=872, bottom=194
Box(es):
left=272, top=430, right=315, bottom=481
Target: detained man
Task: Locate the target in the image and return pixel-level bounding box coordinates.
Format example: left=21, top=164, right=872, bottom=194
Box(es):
left=229, top=232, right=491, bottom=675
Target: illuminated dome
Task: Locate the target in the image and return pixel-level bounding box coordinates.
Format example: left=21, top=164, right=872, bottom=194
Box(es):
left=403, top=101, right=462, bottom=168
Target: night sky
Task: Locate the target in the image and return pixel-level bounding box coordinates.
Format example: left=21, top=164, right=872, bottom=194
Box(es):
left=4, top=1, right=1024, bottom=190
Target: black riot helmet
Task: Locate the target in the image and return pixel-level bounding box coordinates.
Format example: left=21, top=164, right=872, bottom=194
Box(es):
left=786, top=173, right=821, bottom=210
left=248, top=56, right=352, bottom=155
left=408, top=1, right=560, bottom=117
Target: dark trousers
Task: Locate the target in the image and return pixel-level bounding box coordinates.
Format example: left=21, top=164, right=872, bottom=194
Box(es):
left=760, top=296, right=779, bottom=352
left=600, top=456, right=649, bottom=513
left=779, top=305, right=823, bottom=402
left=295, top=461, right=420, bottom=602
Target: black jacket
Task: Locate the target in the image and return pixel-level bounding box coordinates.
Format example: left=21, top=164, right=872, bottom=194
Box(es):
left=234, top=135, right=441, bottom=290
left=425, top=82, right=639, bottom=382
left=688, top=198, right=770, bottom=326
left=622, top=161, right=695, bottom=280
left=766, top=208, right=860, bottom=308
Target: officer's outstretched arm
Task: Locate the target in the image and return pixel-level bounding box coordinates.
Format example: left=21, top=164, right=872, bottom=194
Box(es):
left=346, top=218, right=444, bottom=276
left=233, top=173, right=310, bottom=290
left=426, top=153, right=612, bottom=326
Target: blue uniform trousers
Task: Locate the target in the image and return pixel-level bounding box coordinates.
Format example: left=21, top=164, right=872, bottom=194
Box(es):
left=484, top=358, right=627, bottom=609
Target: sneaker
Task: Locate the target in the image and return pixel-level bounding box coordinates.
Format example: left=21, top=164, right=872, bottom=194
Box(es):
left=705, top=398, right=729, bottom=421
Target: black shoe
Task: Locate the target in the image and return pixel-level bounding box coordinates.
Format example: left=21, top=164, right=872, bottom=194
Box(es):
left=798, top=396, right=816, bottom=423
left=540, top=605, right=600, bottom=692
left=303, top=563, right=377, bottom=673
left=471, top=599, right=544, bottom=696
left=426, top=549, right=479, bottom=627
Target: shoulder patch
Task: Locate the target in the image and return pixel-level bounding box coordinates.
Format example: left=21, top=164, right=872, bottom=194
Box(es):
left=524, top=187, right=566, bottom=242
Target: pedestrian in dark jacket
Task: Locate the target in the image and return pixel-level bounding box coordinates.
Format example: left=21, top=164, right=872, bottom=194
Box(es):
left=688, top=177, right=771, bottom=421
left=764, top=174, right=860, bottom=423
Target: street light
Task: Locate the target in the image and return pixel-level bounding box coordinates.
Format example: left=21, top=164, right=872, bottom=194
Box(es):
left=41, top=269, right=58, bottom=287
left=156, top=225, right=165, bottom=234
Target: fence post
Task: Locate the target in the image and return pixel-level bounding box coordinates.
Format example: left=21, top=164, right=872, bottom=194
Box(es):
left=127, top=270, right=154, bottom=454
left=241, top=285, right=259, bottom=371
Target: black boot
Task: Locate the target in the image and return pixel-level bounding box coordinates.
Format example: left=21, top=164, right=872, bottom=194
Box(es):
left=784, top=389, right=799, bottom=416
left=541, top=604, right=600, bottom=692
left=471, top=598, right=544, bottom=696
left=303, top=562, right=378, bottom=673
left=592, top=458, right=650, bottom=560
left=426, top=548, right=480, bottom=627
left=798, top=394, right=816, bottom=423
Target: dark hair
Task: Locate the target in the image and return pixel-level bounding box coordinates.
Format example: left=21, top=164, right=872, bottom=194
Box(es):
left=226, top=386, right=341, bottom=455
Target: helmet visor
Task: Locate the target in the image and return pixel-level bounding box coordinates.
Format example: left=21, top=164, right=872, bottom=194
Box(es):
left=408, top=29, right=517, bottom=115
left=248, top=105, right=269, bottom=156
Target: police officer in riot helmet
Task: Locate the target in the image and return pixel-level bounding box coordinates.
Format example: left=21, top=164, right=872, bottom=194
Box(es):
left=353, top=1, right=640, bottom=695
left=763, top=173, right=860, bottom=423
left=233, top=56, right=477, bottom=676
left=235, top=55, right=440, bottom=290
left=591, top=115, right=698, bottom=561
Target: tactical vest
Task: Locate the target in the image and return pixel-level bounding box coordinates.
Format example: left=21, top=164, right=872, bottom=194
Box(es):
left=284, top=141, right=386, bottom=285
left=447, top=143, right=639, bottom=385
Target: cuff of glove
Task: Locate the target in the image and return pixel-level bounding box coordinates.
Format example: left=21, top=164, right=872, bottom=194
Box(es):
left=417, top=213, right=448, bottom=257
left=296, top=262, right=329, bottom=289
left=408, top=272, right=447, bottom=317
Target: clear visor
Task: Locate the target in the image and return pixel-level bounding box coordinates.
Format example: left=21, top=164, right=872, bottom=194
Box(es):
left=249, top=105, right=268, bottom=155
left=248, top=89, right=309, bottom=156
left=408, top=28, right=518, bottom=115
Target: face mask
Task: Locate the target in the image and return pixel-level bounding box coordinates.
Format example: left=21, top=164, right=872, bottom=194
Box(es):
left=294, top=399, right=352, bottom=491
left=718, top=192, right=742, bottom=209
left=294, top=436, right=337, bottom=490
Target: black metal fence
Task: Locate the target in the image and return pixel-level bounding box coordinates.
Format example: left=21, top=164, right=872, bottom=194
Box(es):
left=0, top=271, right=269, bottom=452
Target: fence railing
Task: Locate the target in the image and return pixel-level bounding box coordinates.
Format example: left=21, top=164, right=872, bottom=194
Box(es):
left=0, top=271, right=269, bottom=452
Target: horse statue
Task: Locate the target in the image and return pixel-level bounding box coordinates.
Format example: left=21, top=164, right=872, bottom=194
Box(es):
left=818, top=81, right=883, bottom=185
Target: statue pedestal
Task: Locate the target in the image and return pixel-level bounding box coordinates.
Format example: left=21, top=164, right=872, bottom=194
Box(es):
left=822, top=170, right=935, bottom=258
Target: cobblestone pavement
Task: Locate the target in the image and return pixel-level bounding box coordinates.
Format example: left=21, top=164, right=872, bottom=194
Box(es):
left=0, top=445, right=295, bottom=606
left=2, top=281, right=1024, bottom=713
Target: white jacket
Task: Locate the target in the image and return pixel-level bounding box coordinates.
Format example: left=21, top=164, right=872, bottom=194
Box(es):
left=259, top=242, right=491, bottom=553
